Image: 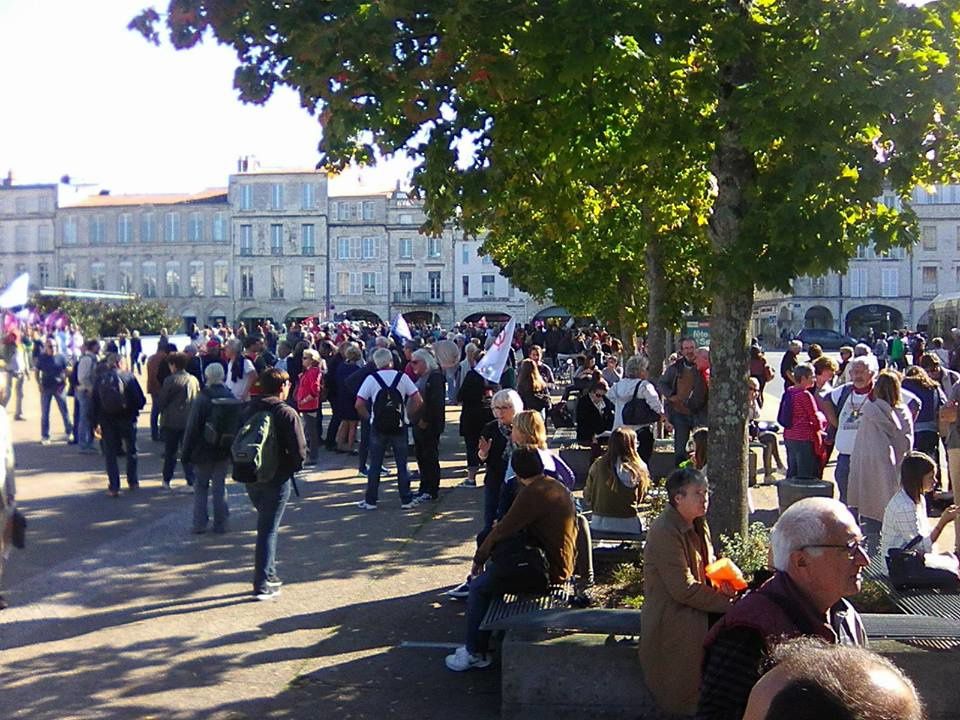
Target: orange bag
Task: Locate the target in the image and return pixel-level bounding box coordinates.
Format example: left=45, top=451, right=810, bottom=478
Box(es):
left=704, top=557, right=748, bottom=591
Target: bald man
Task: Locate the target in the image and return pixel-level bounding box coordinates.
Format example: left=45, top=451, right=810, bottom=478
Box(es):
left=743, top=638, right=923, bottom=720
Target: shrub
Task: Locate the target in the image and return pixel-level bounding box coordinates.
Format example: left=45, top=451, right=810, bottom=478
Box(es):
left=718, top=522, right=771, bottom=578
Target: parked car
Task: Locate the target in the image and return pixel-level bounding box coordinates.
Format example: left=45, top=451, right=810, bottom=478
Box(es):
left=797, top=328, right=857, bottom=351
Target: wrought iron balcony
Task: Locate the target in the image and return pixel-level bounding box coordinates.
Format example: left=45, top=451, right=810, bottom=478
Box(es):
left=392, top=291, right=451, bottom=305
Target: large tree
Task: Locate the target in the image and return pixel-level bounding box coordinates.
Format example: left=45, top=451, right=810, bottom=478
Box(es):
left=135, top=0, right=960, bottom=536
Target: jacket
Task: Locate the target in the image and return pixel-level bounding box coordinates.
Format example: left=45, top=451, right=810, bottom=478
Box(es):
left=658, top=357, right=707, bottom=417
left=640, top=505, right=731, bottom=716
left=848, top=398, right=914, bottom=522
left=180, top=383, right=236, bottom=465
left=239, top=396, right=307, bottom=481
left=158, top=370, right=200, bottom=430
left=583, top=456, right=643, bottom=519
left=146, top=353, right=166, bottom=396
left=91, top=369, right=147, bottom=424
left=458, top=369, right=494, bottom=438
left=295, top=365, right=322, bottom=412
left=413, top=369, right=446, bottom=433
left=575, top=394, right=614, bottom=445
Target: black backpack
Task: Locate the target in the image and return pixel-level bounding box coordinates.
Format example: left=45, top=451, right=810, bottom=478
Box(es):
left=203, top=392, right=245, bottom=449
left=97, top=372, right=128, bottom=415
left=371, top=372, right=405, bottom=435
left=622, top=380, right=660, bottom=426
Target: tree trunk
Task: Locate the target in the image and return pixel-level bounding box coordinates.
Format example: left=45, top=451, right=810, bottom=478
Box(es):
left=617, top=272, right=638, bottom=356
left=645, top=239, right=668, bottom=379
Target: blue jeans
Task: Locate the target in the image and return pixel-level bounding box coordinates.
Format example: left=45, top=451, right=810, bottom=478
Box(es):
left=365, top=428, right=411, bottom=505
left=162, top=427, right=196, bottom=485
left=465, top=568, right=505, bottom=654
left=246, top=479, right=292, bottom=592
left=193, top=459, right=230, bottom=533
left=482, top=480, right=503, bottom=536
left=76, top=390, right=95, bottom=449
left=149, top=393, right=161, bottom=440
left=785, top=438, right=819, bottom=479
left=301, top=411, right=322, bottom=463
left=100, top=416, right=139, bottom=492
left=40, top=388, right=73, bottom=440
left=835, top=453, right=851, bottom=505
left=670, top=411, right=705, bottom=467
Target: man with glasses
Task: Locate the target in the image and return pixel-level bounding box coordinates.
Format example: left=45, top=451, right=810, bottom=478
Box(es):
left=696, top=498, right=868, bottom=720
left=35, top=337, right=73, bottom=446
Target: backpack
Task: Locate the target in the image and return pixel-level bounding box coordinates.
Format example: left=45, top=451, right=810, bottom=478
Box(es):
left=622, top=380, right=660, bottom=426
left=231, top=408, right=280, bottom=484
left=98, top=372, right=129, bottom=415
left=777, top=390, right=793, bottom=429
left=203, top=393, right=245, bottom=449
left=371, top=372, right=405, bottom=435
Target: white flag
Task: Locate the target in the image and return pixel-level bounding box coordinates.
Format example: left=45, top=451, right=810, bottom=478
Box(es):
left=391, top=313, right=413, bottom=341
left=474, top=317, right=516, bottom=384
left=0, top=273, right=29, bottom=309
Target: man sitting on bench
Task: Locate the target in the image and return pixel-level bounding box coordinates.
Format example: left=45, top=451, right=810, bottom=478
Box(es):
left=445, top=446, right=577, bottom=672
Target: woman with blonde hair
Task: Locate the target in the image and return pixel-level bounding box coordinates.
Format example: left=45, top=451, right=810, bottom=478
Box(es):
left=516, top=358, right=551, bottom=414
left=848, top=370, right=914, bottom=552
left=584, top=427, right=649, bottom=533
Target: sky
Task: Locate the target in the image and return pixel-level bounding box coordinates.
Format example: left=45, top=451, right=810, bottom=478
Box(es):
left=0, top=0, right=415, bottom=198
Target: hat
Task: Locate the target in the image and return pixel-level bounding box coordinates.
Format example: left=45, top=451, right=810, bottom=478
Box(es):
left=206, top=338, right=221, bottom=351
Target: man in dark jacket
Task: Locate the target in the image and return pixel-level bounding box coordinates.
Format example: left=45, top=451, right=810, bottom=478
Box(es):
left=240, top=367, right=307, bottom=601
left=657, top=338, right=708, bottom=466
left=157, top=352, right=200, bottom=491
left=409, top=349, right=447, bottom=504
left=181, top=363, right=238, bottom=534
left=92, top=353, right=147, bottom=497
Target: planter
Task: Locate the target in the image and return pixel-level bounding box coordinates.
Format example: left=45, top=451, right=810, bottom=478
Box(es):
left=776, top=476, right=835, bottom=514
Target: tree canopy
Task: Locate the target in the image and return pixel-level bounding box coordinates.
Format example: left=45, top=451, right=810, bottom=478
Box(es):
left=134, top=0, right=960, bottom=535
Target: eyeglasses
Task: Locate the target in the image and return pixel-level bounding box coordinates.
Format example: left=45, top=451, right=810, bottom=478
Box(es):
left=801, top=538, right=869, bottom=559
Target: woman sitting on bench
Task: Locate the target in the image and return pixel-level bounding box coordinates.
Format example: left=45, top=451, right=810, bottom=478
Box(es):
left=445, top=446, right=576, bottom=672
left=583, top=427, right=649, bottom=534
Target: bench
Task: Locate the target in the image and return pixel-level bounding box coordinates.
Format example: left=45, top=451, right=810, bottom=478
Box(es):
left=588, top=527, right=644, bottom=565
left=863, top=552, right=960, bottom=650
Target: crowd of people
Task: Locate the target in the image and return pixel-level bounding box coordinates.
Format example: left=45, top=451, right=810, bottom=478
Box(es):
left=0, top=314, right=953, bottom=718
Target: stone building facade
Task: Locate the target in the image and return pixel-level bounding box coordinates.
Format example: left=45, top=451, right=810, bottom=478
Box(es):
left=0, top=181, right=57, bottom=294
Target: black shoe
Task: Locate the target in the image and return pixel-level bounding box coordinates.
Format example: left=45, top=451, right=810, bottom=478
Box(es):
left=266, top=574, right=283, bottom=589
left=253, top=586, right=281, bottom=601
left=0, top=595, right=7, bottom=610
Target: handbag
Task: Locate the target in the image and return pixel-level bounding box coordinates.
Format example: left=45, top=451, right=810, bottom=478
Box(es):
left=488, top=533, right=551, bottom=595
left=11, top=510, right=26, bottom=549
left=886, top=535, right=960, bottom=590
left=622, top=380, right=660, bottom=426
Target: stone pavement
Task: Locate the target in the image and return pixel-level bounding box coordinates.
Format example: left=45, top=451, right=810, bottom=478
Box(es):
left=0, top=385, right=499, bottom=720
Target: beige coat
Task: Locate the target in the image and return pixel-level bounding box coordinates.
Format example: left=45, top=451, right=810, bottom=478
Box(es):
left=640, top=504, right=732, bottom=716
left=848, top=398, right=913, bottom=522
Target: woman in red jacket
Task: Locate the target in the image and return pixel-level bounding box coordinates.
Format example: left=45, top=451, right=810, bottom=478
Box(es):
left=296, top=349, right=324, bottom=466
left=782, top=363, right=825, bottom=479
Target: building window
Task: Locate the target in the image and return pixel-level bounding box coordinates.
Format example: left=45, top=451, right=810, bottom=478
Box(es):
left=337, top=271, right=362, bottom=296
left=271, top=183, right=284, bottom=210
left=338, top=236, right=361, bottom=259
left=881, top=268, right=899, bottom=297
left=271, top=224, right=283, bottom=255
left=462, top=275, right=469, bottom=297
left=427, top=236, right=441, bottom=258
left=362, top=200, right=375, bottom=220
left=271, top=265, right=284, bottom=299
left=188, top=212, right=203, bottom=242
left=212, top=212, right=227, bottom=242
left=38, top=262, right=49, bottom=288
left=90, top=263, right=106, bottom=291
left=399, top=213, right=414, bottom=224
left=62, top=263, right=77, bottom=289
left=165, top=261, right=181, bottom=297
left=118, top=213, right=133, bottom=243
left=922, top=225, right=937, bottom=251
left=336, top=202, right=352, bottom=221
left=117, top=263, right=132, bottom=293
left=14, top=197, right=26, bottom=214
left=302, top=266, right=316, bottom=299
left=240, top=266, right=254, bottom=298
left=429, top=271, right=442, bottom=300
left=14, top=225, right=27, bottom=252
left=301, top=183, right=316, bottom=210
left=922, top=266, right=938, bottom=297
left=361, top=271, right=378, bottom=294
left=811, top=276, right=827, bottom=297
left=301, top=224, right=315, bottom=255
left=213, top=261, right=229, bottom=297
left=956, top=226, right=960, bottom=253
left=165, top=212, right=180, bottom=242
left=399, top=237, right=413, bottom=259
left=89, top=215, right=106, bottom=244
left=142, top=262, right=158, bottom=297
left=140, top=212, right=155, bottom=243
left=462, top=246, right=470, bottom=265
left=362, top=236, right=378, bottom=259
left=239, top=224, right=253, bottom=255
left=481, top=253, right=493, bottom=265
left=38, top=194, right=51, bottom=213
left=399, top=271, right=412, bottom=298
left=63, top=217, right=77, bottom=245
left=189, top=260, right=204, bottom=297
left=239, top=184, right=253, bottom=211
left=37, top=224, right=51, bottom=251
left=481, top=275, right=495, bottom=297
left=847, top=268, right=868, bottom=298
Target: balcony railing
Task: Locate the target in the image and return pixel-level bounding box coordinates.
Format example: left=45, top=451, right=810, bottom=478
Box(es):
left=393, top=291, right=451, bottom=305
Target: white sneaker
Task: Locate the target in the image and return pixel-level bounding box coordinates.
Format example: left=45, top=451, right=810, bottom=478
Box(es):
left=357, top=501, right=378, bottom=511
left=445, top=646, right=491, bottom=672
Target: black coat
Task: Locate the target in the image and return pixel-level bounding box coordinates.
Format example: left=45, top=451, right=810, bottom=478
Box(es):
left=576, top=395, right=614, bottom=445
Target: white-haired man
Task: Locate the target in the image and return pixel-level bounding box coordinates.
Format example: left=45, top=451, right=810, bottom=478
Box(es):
left=695, top=498, right=868, bottom=720
left=355, top=348, right=422, bottom=510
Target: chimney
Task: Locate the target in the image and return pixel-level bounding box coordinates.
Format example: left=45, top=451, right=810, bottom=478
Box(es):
left=2, top=170, right=12, bottom=187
